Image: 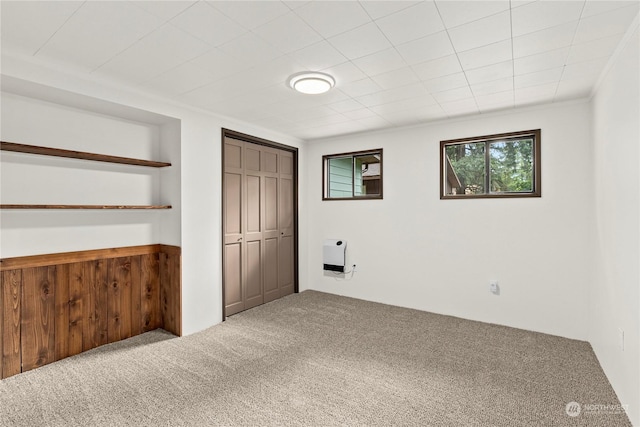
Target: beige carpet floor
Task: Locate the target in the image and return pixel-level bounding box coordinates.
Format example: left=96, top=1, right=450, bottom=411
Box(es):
left=0, top=290, right=631, bottom=426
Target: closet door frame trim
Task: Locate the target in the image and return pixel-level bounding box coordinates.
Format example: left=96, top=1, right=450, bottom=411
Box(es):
left=221, top=129, right=299, bottom=320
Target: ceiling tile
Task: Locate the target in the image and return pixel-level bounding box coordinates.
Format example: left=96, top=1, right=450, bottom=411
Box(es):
left=328, top=22, right=392, bottom=60
left=440, top=98, right=479, bottom=115
left=581, top=1, right=638, bottom=18
left=573, top=4, right=640, bottom=44
left=371, top=66, right=420, bottom=90
left=435, top=1, right=509, bottom=28
left=359, top=1, right=421, bottom=20
left=381, top=104, right=447, bottom=126
left=566, top=34, right=622, bottom=64
left=511, top=1, right=584, bottom=37
left=295, top=1, right=370, bottom=38
left=208, top=1, right=290, bottom=30
left=0, top=1, right=83, bottom=54
left=448, top=11, right=511, bottom=52
left=412, top=54, right=462, bottom=81
left=376, top=2, right=444, bottom=45
left=189, top=48, right=251, bottom=80
left=432, top=85, right=474, bottom=103
left=339, top=78, right=383, bottom=98
left=130, top=1, right=196, bottom=21
left=370, top=95, right=439, bottom=115
left=512, top=21, right=578, bottom=58
left=282, top=1, right=311, bottom=10
left=170, top=2, right=247, bottom=47
left=343, top=108, right=379, bottom=120
left=458, top=39, right=512, bottom=71
left=287, top=40, right=347, bottom=71
left=423, top=72, right=469, bottom=93
left=322, top=62, right=368, bottom=84
left=470, top=77, right=513, bottom=96
left=515, top=82, right=558, bottom=105
left=475, top=91, right=514, bottom=110
left=514, top=48, right=569, bottom=75
left=36, top=2, right=164, bottom=72
left=356, top=83, right=429, bottom=107
left=97, top=24, right=210, bottom=83
left=465, top=61, right=513, bottom=85
left=254, top=11, right=322, bottom=54
left=396, top=31, right=454, bottom=65
left=141, top=62, right=216, bottom=96
left=352, top=48, right=408, bottom=77
left=514, top=67, right=563, bottom=89
left=218, top=32, right=284, bottom=65
left=561, top=57, right=610, bottom=81
left=328, top=99, right=366, bottom=113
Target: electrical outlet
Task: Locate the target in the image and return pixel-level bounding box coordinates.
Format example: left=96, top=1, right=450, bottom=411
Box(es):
left=489, top=280, right=499, bottom=295
left=619, top=328, right=625, bottom=351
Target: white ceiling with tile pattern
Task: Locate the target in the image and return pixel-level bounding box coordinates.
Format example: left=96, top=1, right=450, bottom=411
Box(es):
left=2, top=1, right=638, bottom=140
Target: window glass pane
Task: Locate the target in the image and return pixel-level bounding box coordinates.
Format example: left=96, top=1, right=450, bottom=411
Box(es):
left=445, top=142, right=485, bottom=195
left=328, top=157, right=353, bottom=198
left=354, top=153, right=381, bottom=196
left=489, top=139, right=533, bottom=193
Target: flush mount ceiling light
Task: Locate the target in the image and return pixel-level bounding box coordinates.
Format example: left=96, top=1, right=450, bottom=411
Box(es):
left=288, top=72, right=335, bottom=95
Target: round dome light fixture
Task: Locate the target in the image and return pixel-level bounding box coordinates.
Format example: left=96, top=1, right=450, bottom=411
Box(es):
left=288, top=72, right=335, bottom=95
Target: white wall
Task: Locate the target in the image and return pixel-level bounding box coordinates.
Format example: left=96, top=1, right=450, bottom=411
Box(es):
left=590, top=23, right=639, bottom=426
left=0, top=91, right=168, bottom=257
left=0, top=53, right=307, bottom=337
left=306, top=101, right=593, bottom=341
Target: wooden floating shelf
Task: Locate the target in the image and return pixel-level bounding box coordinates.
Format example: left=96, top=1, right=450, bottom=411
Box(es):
left=0, top=141, right=171, bottom=168
left=0, top=204, right=171, bottom=210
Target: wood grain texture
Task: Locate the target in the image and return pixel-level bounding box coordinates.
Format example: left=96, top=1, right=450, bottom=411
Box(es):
left=54, top=264, right=70, bottom=361
left=141, top=253, right=160, bottom=332
left=0, top=205, right=171, bottom=210
left=130, top=256, right=142, bottom=337
left=1, top=245, right=181, bottom=378
left=21, top=266, right=56, bottom=372
left=0, top=244, right=162, bottom=271
left=0, top=141, right=171, bottom=168
left=160, top=250, right=181, bottom=336
left=68, top=263, right=84, bottom=357
left=93, top=260, right=109, bottom=349
left=1, top=270, right=21, bottom=379
left=0, top=272, right=3, bottom=378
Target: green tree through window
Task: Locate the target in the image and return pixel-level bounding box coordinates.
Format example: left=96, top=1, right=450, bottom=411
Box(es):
left=441, top=130, right=540, bottom=199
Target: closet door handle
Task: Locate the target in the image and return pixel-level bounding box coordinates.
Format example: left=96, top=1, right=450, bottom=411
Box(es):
left=237, top=237, right=242, bottom=241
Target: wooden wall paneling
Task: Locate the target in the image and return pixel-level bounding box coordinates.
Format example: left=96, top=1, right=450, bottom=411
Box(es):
left=82, top=261, right=96, bottom=352
left=0, top=244, right=161, bottom=271
left=141, top=253, right=160, bottom=332
left=94, top=259, right=109, bottom=348
left=106, top=258, right=121, bottom=344
left=107, top=257, right=133, bottom=343
left=130, top=256, right=142, bottom=337
left=0, top=272, right=3, bottom=378
left=54, top=264, right=70, bottom=361
left=119, top=258, right=133, bottom=341
left=68, top=262, right=84, bottom=357
left=21, top=266, right=56, bottom=372
left=159, top=247, right=181, bottom=336
left=1, top=270, right=21, bottom=379
left=1, top=245, right=181, bottom=379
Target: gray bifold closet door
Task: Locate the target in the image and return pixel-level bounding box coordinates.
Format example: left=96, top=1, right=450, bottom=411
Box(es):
left=224, top=137, right=294, bottom=316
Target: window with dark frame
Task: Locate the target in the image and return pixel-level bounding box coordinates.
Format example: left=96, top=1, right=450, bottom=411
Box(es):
left=323, top=149, right=383, bottom=200
left=441, top=130, right=541, bottom=199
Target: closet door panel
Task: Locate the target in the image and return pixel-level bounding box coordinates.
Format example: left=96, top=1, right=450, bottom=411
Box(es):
left=224, top=243, right=243, bottom=316
left=245, top=241, right=263, bottom=309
